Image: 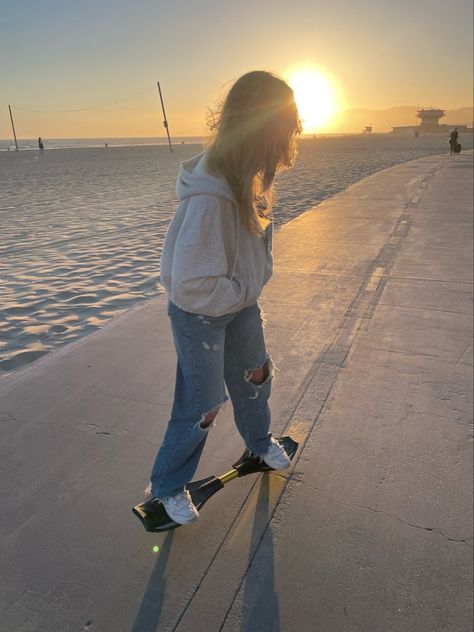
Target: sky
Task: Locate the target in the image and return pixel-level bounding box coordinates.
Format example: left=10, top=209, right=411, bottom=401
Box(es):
left=0, top=0, right=472, bottom=138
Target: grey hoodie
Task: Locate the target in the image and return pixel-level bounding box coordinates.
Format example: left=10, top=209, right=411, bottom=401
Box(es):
left=160, top=152, right=273, bottom=317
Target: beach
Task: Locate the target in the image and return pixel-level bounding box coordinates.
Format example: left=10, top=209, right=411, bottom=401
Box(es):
left=1, top=133, right=473, bottom=374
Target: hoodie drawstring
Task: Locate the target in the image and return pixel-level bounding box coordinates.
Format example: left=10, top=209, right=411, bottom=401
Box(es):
left=230, top=212, right=240, bottom=281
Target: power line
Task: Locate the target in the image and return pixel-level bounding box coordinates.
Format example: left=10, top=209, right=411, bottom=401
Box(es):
left=13, top=86, right=156, bottom=113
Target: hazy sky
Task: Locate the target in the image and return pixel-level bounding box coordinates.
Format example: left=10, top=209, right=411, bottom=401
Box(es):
left=1, top=0, right=472, bottom=138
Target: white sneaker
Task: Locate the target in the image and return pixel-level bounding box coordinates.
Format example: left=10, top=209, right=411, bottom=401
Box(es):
left=160, top=490, right=199, bottom=525
left=261, top=438, right=291, bottom=470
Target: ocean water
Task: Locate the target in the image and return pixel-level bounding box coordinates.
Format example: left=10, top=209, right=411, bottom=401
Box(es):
left=0, top=136, right=198, bottom=151
left=0, top=133, right=472, bottom=374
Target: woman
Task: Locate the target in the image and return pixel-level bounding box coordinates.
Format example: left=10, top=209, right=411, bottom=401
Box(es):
left=148, top=70, right=302, bottom=525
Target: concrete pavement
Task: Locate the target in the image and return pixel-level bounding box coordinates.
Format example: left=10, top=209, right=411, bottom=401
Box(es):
left=0, top=151, right=472, bottom=632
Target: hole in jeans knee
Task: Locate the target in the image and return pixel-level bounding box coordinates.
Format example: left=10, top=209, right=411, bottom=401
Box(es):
left=199, top=407, right=220, bottom=429
left=245, top=359, right=270, bottom=385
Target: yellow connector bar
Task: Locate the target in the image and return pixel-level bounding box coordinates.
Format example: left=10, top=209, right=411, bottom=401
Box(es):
left=218, top=469, right=239, bottom=485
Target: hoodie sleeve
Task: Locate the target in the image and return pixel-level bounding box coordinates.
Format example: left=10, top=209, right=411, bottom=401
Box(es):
left=170, top=195, right=247, bottom=316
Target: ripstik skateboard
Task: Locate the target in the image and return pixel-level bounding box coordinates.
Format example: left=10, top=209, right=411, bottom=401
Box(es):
left=132, top=435, right=298, bottom=532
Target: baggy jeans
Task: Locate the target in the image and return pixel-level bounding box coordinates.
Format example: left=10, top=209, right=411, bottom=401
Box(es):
left=150, top=300, right=274, bottom=499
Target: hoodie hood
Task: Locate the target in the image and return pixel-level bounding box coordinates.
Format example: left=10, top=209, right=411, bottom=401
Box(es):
left=176, top=152, right=237, bottom=204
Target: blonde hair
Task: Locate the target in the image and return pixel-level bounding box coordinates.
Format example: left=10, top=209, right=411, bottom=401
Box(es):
left=205, top=71, right=302, bottom=235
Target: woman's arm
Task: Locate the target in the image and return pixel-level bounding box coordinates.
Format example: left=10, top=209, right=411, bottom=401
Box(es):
left=170, top=196, right=248, bottom=316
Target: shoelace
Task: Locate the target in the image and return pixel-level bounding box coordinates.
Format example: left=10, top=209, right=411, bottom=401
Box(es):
left=250, top=440, right=282, bottom=463
left=166, top=492, right=193, bottom=508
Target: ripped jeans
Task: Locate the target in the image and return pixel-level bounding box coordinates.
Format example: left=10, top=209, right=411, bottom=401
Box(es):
left=150, top=300, right=274, bottom=499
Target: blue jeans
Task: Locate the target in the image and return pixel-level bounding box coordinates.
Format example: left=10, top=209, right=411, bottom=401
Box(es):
left=150, top=301, right=274, bottom=499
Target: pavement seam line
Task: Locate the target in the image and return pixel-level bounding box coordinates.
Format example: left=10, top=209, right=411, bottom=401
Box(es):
left=172, top=476, right=266, bottom=631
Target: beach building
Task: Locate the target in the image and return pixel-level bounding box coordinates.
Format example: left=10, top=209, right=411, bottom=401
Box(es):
left=392, top=108, right=470, bottom=135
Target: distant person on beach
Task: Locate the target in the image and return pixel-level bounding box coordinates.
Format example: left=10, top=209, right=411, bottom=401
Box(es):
left=143, top=71, right=302, bottom=525
left=38, top=137, right=44, bottom=158
left=449, top=128, right=459, bottom=154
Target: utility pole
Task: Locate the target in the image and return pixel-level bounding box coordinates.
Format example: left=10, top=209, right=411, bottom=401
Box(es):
left=8, top=105, right=19, bottom=151
left=156, top=82, right=172, bottom=152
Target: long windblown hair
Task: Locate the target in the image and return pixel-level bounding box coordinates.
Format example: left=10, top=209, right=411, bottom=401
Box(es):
left=205, top=71, right=302, bottom=235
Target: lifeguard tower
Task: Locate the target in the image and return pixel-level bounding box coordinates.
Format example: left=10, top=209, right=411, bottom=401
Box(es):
left=392, top=107, right=470, bottom=135
left=417, top=108, right=445, bottom=132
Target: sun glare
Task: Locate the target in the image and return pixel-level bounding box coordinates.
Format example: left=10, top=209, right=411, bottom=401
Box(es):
left=288, top=68, right=339, bottom=133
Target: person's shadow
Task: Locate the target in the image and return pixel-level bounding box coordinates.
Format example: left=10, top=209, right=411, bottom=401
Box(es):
left=239, top=473, right=280, bottom=632
left=131, top=531, right=175, bottom=632
left=131, top=475, right=280, bottom=631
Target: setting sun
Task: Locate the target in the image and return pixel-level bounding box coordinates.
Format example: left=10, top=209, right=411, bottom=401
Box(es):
left=288, top=68, right=340, bottom=133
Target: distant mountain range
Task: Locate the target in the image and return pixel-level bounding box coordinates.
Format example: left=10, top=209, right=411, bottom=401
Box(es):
left=326, top=106, right=473, bottom=133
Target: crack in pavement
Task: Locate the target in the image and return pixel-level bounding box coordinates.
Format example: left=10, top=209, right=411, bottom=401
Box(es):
left=295, top=477, right=472, bottom=546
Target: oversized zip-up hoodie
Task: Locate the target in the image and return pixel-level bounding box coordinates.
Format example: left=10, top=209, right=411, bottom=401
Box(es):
left=160, top=152, right=273, bottom=317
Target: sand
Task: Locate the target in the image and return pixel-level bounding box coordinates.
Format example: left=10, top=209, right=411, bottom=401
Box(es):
left=0, top=134, right=472, bottom=373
